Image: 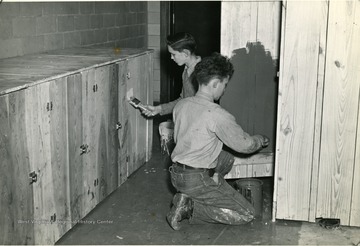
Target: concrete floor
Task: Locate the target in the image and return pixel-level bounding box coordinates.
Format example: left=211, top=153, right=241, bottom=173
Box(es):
left=57, top=120, right=360, bottom=245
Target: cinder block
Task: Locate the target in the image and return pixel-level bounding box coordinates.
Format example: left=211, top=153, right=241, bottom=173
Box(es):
left=108, top=27, right=121, bottom=41
left=103, top=14, right=116, bottom=28
left=0, top=3, right=20, bottom=17
left=94, top=29, right=107, bottom=43
left=148, top=35, right=160, bottom=47
left=19, top=3, right=42, bottom=17
left=58, top=15, right=75, bottom=32
left=43, top=2, right=79, bottom=15
left=64, top=32, right=81, bottom=48
left=0, top=38, right=22, bottom=59
left=148, top=12, right=160, bottom=24
left=80, top=30, right=95, bottom=45
left=148, top=24, right=160, bottom=36
left=90, top=15, right=103, bottom=29
left=13, top=17, right=36, bottom=38
left=21, top=36, right=44, bottom=55
left=137, top=12, right=146, bottom=24
left=44, top=33, right=64, bottom=50
left=148, top=2, right=160, bottom=12
left=36, top=16, right=56, bottom=35
left=116, top=13, right=126, bottom=27
left=75, top=15, right=90, bottom=30
left=0, top=18, right=13, bottom=40
left=80, top=2, right=94, bottom=14
left=95, top=2, right=120, bottom=14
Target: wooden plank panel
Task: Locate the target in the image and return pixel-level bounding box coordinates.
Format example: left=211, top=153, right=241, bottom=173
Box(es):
left=95, top=66, right=110, bottom=201
left=0, top=92, right=35, bottom=245
left=225, top=153, right=274, bottom=179
left=117, top=60, right=129, bottom=185
left=67, top=73, right=85, bottom=221
left=126, top=58, right=140, bottom=176
left=274, top=1, right=326, bottom=221
left=49, top=78, right=71, bottom=240
left=136, top=55, right=149, bottom=168
left=81, top=69, right=100, bottom=216
left=221, top=2, right=258, bottom=58
left=308, top=0, right=329, bottom=223
left=253, top=2, right=281, bottom=151
left=317, top=0, right=360, bottom=226
left=145, top=53, right=154, bottom=162
left=107, top=64, right=120, bottom=193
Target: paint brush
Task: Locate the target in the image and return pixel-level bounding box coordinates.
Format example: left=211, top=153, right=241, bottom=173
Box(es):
left=128, top=97, right=154, bottom=115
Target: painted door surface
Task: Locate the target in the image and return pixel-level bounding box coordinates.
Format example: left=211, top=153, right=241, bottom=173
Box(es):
left=0, top=92, right=35, bottom=245
left=220, top=1, right=281, bottom=152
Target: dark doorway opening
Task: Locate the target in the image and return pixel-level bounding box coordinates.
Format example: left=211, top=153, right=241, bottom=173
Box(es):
left=160, top=1, right=221, bottom=103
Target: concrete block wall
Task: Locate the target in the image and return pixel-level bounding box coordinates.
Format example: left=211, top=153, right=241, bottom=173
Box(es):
left=147, top=1, right=161, bottom=103
left=0, top=2, right=148, bottom=59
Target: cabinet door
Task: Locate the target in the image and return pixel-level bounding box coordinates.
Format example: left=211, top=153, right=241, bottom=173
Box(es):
left=81, top=65, right=119, bottom=204
left=25, top=79, right=71, bottom=244
left=126, top=55, right=151, bottom=175
left=0, top=92, right=35, bottom=245
left=96, top=64, right=119, bottom=197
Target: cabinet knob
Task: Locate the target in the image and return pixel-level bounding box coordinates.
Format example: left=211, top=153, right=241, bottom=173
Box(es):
left=116, top=122, right=122, bottom=130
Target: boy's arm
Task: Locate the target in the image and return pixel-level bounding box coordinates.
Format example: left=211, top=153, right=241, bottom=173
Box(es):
left=215, top=109, right=269, bottom=154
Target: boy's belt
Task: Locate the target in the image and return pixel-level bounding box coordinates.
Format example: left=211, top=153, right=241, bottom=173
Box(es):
left=173, top=162, right=215, bottom=176
left=174, top=162, right=204, bottom=170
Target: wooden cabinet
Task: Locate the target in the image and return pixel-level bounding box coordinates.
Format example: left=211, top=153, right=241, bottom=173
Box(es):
left=0, top=48, right=153, bottom=244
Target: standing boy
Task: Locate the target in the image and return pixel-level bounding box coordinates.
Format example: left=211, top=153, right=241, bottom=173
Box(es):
left=167, top=53, right=269, bottom=230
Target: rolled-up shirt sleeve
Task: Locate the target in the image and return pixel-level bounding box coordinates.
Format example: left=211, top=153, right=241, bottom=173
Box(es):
left=214, top=108, right=263, bottom=154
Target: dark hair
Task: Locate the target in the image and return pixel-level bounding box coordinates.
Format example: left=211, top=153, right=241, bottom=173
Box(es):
left=166, top=32, right=197, bottom=54
left=192, top=53, right=234, bottom=86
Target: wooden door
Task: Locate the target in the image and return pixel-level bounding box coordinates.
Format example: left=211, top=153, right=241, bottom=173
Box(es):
left=274, top=1, right=360, bottom=227
left=316, top=0, right=360, bottom=226
left=25, top=79, right=71, bottom=244
left=274, top=1, right=328, bottom=222
left=0, top=92, right=35, bottom=245
left=220, top=1, right=281, bottom=152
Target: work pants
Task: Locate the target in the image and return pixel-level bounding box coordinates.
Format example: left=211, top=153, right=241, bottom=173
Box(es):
left=169, top=151, right=255, bottom=225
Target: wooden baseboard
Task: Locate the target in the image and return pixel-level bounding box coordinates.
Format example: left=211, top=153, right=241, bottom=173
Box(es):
left=225, top=152, right=274, bottom=179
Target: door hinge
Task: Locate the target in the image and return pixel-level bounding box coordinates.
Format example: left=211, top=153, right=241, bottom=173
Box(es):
left=46, top=102, right=53, bottom=111
left=29, top=171, right=38, bottom=185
